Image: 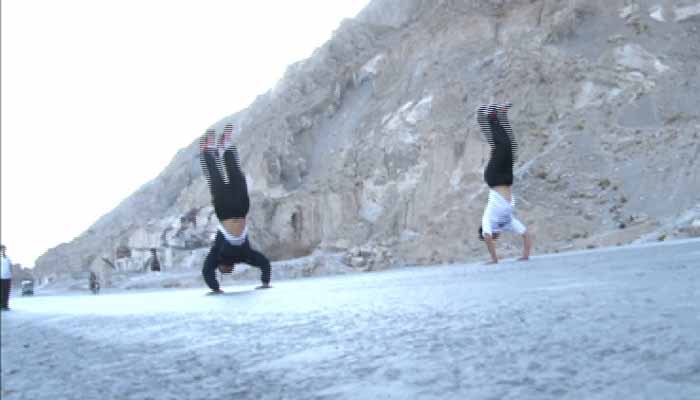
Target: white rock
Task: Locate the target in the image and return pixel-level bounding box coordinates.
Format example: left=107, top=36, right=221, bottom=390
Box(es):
left=350, top=256, right=366, bottom=267
left=649, top=5, right=665, bottom=22
left=450, top=169, right=461, bottom=191
left=575, top=81, right=599, bottom=109
left=400, top=230, right=420, bottom=241
left=399, top=101, right=415, bottom=114
left=396, top=161, right=427, bottom=192
left=405, top=95, right=433, bottom=125
left=620, top=4, right=639, bottom=19
left=654, top=59, right=670, bottom=73
left=626, top=71, right=646, bottom=81
left=359, top=190, right=383, bottom=223
left=384, top=113, right=404, bottom=132
left=357, top=54, right=386, bottom=84
left=381, top=113, right=393, bottom=126
left=674, top=4, right=700, bottom=22
left=614, top=44, right=670, bottom=74
left=335, top=239, right=352, bottom=250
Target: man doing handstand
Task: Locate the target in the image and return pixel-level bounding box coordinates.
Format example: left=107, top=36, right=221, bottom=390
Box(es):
left=200, top=124, right=272, bottom=292
left=477, top=102, right=533, bottom=264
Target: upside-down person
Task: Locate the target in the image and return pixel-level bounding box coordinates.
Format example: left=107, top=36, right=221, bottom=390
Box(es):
left=476, top=102, right=532, bottom=264
left=199, top=124, right=271, bottom=293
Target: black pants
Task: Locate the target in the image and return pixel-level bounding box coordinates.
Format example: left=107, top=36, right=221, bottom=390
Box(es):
left=479, top=110, right=517, bottom=187
left=200, top=130, right=249, bottom=220
left=202, top=232, right=271, bottom=291
left=1, top=279, right=10, bottom=309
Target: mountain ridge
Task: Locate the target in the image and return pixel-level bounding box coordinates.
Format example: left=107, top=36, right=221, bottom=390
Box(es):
left=34, top=0, right=700, bottom=284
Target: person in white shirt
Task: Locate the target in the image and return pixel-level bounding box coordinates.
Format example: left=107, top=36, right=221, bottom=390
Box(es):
left=1, top=244, right=13, bottom=310
left=477, top=103, right=533, bottom=264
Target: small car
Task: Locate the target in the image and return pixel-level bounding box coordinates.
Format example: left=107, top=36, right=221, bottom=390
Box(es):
left=21, top=280, right=34, bottom=296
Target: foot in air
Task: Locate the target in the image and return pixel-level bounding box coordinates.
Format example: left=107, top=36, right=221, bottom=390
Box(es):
left=218, top=123, right=235, bottom=153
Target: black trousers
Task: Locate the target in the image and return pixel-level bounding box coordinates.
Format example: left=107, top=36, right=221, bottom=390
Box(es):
left=202, top=232, right=271, bottom=291
left=200, top=132, right=249, bottom=220
left=479, top=110, right=517, bottom=187
left=1, top=279, right=11, bottom=309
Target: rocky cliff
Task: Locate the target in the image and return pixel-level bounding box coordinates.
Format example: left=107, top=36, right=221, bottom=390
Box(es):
left=34, top=0, right=700, bottom=284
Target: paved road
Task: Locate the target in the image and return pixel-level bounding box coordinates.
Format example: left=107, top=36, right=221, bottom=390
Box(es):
left=2, top=239, right=700, bottom=400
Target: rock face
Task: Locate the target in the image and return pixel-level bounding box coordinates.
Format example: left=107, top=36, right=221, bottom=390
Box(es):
left=34, top=0, right=700, bottom=284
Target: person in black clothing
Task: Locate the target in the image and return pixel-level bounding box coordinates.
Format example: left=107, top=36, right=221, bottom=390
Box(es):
left=89, top=271, right=100, bottom=295
left=200, top=124, right=271, bottom=293
left=148, top=248, right=161, bottom=272
left=1, top=245, right=12, bottom=310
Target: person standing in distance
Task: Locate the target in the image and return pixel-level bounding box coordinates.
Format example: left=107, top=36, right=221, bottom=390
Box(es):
left=1, top=245, right=13, bottom=310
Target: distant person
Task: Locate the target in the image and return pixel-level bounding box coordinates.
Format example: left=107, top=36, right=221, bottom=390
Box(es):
left=199, top=124, right=272, bottom=293
left=89, top=271, right=100, bottom=295
left=476, top=102, right=532, bottom=264
left=147, top=248, right=161, bottom=272
left=1, top=245, right=13, bottom=310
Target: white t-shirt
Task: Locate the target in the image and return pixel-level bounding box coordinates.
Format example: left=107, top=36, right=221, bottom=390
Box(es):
left=1, top=255, right=12, bottom=279
left=218, top=223, right=248, bottom=246
left=481, top=190, right=527, bottom=236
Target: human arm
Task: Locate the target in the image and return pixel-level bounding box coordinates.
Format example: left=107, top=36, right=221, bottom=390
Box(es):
left=481, top=206, right=498, bottom=263
left=518, top=231, right=532, bottom=261
left=483, top=234, right=499, bottom=264
left=508, top=217, right=530, bottom=261
left=203, top=232, right=228, bottom=292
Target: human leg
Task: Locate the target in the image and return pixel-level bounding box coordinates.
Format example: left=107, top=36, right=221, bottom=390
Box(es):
left=200, top=131, right=227, bottom=201
left=200, top=128, right=247, bottom=221
left=223, top=146, right=249, bottom=217
left=484, top=118, right=514, bottom=187
left=1, top=279, right=10, bottom=309
left=518, top=232, right=532, bottom=261
left=478, top=103, right=517, bottom=187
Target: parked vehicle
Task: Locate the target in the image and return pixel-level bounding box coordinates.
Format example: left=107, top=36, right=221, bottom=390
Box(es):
left=21, top=280, right=34, bottom=296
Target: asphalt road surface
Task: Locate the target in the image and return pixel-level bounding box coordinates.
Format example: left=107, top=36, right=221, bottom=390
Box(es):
left=2, top=239, right=700, bottom=400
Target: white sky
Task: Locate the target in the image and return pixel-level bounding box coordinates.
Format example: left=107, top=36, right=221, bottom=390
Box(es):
left=1, top=0, right=371, bottom=268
